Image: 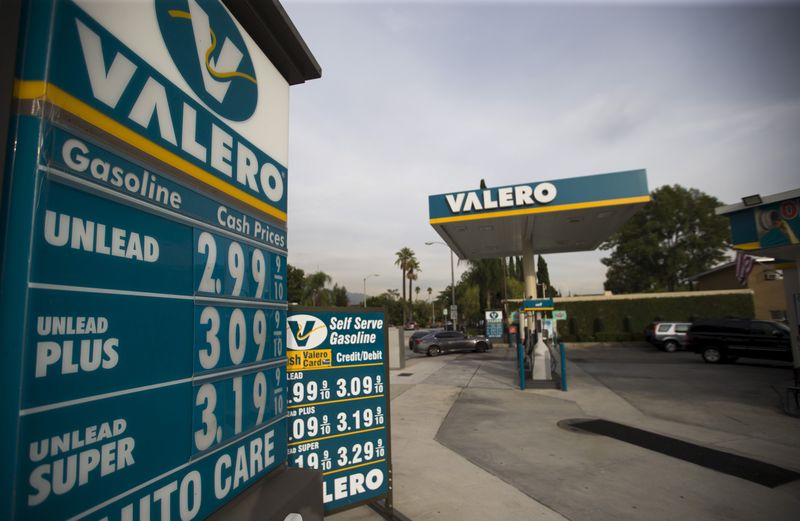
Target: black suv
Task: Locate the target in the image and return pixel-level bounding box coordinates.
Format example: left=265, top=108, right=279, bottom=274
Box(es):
left=686, top=319, right=793, bottom=364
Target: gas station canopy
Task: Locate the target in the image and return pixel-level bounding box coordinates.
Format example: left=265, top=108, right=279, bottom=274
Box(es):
left=428, top=169, right=651, bottom=259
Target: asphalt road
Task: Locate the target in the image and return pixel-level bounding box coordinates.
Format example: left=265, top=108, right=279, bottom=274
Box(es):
left=567, top=343, right=798, bottom=445
left=335, top=342, right=800, bottom=521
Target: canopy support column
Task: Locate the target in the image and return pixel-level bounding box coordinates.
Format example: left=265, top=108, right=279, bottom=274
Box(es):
left=522, top=241, right=551, bottom=380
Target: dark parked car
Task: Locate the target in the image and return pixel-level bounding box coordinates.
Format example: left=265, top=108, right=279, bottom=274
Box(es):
left=408, top=328, right=443, bottom=350
left=412, top=330, right=492, bottom=356
left=686, top=319, right=793, bottom=364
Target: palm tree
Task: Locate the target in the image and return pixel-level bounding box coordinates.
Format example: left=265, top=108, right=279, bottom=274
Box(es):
left=303, top=271, right=331, bottom=306
left=395, top=248, right=414, bottom=323
left=415, top=286, right=421, bottom=301
left=406, top=257, right=420, bottom=317
left=427, top=287, right=434, bottom=325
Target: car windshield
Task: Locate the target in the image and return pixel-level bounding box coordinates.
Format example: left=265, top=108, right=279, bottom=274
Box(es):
left=773, top=322, right=790, bottom=332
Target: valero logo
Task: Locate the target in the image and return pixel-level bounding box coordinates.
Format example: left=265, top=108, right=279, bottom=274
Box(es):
left=156, top=0, right=258, bottom=121
left=287, top=315, right=329, bottom=351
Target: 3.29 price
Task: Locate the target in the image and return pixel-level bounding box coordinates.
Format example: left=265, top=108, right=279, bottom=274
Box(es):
left=337, top=440, right=385, bottom=467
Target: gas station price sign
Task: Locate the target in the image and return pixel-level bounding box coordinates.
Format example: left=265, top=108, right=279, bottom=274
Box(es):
left=286, top=310, right=392, bottom=513
left=485, top=310, right=504, bottom=339
left=1, top=1, right=295, bottom=519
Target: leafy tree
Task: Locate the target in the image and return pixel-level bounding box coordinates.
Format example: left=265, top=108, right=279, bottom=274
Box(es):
left=463, top=258, right=504, bottom=312
left=330, top=284, right=349, bottom=307
left=366, top=291, right=403, bottom=325
left=536, top=255, right=559, bottom=298
left=506, top=277, right=525, bottom=300
left=411, top=300, right=432, bottom=326
left=287, top=264, right=305, bottom=304
left=460, top=284, right=481, bottom=328
left=601, top=185, right=729, bottom=293
left=436, top=286, right=453, bottom=307
left=512, top=256, right=524, bottom=281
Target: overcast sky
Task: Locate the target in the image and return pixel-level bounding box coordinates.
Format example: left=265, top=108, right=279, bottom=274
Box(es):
left=280, top=0, right=800, bottom=300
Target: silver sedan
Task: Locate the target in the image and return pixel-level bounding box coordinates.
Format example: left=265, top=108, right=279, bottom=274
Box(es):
left=412, top=330, right=492, bottom=356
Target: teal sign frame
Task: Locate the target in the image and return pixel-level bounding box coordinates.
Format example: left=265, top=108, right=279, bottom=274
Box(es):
left=521, top=299, right=555, bottom=312
left=0, top=1, right=292, bottom=519
left=429, top=169, right=649, bottom=223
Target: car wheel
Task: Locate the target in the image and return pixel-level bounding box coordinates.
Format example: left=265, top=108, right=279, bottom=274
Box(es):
left=663, top=341, right=679, bottom=353
left=475, top=342, right=488, bottom=353
left=427, top=346, right=441, bottom=357
left=702, top=347, right=723, bottom=364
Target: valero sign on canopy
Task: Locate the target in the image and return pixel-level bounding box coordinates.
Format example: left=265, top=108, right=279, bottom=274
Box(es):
left=428, top=170, right=650, bottom=224
left=1, top=1, right=293, bottom=520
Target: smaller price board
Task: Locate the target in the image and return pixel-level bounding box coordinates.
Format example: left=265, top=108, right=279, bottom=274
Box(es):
left=485, top=310, right=503, bottom=339
left=286, top=309, right=391, bottom=513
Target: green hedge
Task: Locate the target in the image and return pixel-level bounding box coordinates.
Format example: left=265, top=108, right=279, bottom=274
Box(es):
left=557, top=293, right=754, bottom=342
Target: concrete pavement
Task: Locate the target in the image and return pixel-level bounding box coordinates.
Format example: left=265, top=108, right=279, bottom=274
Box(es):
left=329, top=344, right=800, bottom=520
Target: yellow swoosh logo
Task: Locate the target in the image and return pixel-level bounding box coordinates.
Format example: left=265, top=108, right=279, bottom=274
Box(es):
left=295, top=324, right=327, bottom=342
left=168, top=10, right=257, bottom=85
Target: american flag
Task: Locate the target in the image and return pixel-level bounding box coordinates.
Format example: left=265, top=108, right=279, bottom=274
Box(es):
left=735, top=251, right=755, bottom=286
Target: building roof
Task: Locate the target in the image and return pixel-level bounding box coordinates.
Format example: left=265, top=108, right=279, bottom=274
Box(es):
left=686, top=256, right=774, bottom=282
left=224, top=0, right=321, bottom=85
left=716, top=188, right=800, bottom=216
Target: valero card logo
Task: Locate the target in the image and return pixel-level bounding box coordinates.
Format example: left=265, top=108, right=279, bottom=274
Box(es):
left=156, top=0, right=258, bottom=121
left=287, top=315, right=329, bottom=350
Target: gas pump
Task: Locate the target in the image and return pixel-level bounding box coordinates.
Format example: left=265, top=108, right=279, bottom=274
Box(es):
left=520, top=299, right=555, bottom=380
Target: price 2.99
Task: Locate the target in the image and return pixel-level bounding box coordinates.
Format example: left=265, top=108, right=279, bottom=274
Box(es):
left=195, top=230, right=286, bottom=300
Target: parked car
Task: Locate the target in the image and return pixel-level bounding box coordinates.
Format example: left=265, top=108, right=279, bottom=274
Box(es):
left=648, top=322, right=691, bottom=352
left=412, top=330, right=492, bottom=356
left=408, top=328, right=443, bottom=350
left=686, top=319, right=793, bottom=364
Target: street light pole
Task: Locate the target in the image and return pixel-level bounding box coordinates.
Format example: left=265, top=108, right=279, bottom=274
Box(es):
left=362, top=273, right=379, bottom=308
left=426, top=241, right=457, bottom=331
